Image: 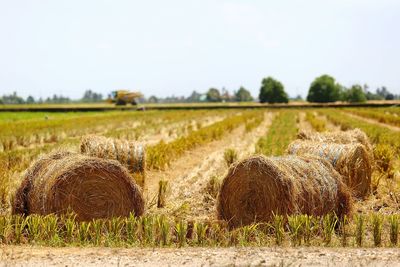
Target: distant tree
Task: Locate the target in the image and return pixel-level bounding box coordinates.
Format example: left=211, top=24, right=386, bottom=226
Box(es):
left=259, top=77, right=288, bottom=104
left=365, top=91, right=383, bottom=100
left=337, top=83, right=348, bottom=101
left=220, top=87, right=232, bottom=102
left=291, top=94, right=303, bottom=101
left=26, top=95, right=35, bottom=104
left=186, top=91, right=202, bottom=102
left=346, top=85, right=367, bottom=103
left=206, top=88, right=222, bottom=102
left=307, top=75, right=340, bottom=103
left=386, top=93, right=395, bottom=100
left=81, top=89, right=103, bottom=102
left=235, top=87, right=253, bottom=102
left=1, top=92, right=25, bottom=104
left=45, top=94, right=71, bottom=104
left=377, top=86, right=394, bottom=100
left=148, top=95, right=158, bottom=103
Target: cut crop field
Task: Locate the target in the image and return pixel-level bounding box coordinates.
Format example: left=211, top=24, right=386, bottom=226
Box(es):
left=0, top=107, right=399, bottom=265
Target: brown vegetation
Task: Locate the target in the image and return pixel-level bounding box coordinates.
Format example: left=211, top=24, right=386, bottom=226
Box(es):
left=217, top=155, right=352, bottom=228
left=297, top=128, right=373, bottom=155
left=288, top=140, right=372, bottom=198
left=80, top=135, right=145, bottom=187
left=12, top=151, right=144, bottom=221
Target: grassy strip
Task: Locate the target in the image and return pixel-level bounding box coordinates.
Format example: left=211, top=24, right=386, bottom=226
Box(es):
left=382, top=107, right=400, bottom=116
left=0, top=110, right=229, bottom=173
left=305, top=111, right=326, bottom=132
left=146, top=111, right=264, bottom=170
left=0, top=110, right=225, bottom=152
left=321, top=110, right=400, bottom=151
left=255, top=111, right=298, bottom=156
left=0, top=213, right=398, bottom=247
left=344, top=108, right=400, bottom=128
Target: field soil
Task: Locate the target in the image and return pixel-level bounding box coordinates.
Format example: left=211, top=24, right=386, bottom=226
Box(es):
left=141, top=115, right=226, bottom=146
left=144, top=112, right=273, bottom=220
left=1, top=246, right=400, bottom=266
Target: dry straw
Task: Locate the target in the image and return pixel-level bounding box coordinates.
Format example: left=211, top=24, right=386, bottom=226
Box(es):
left=217, top=155, right=352, bottom=228
left=297, top=128, right=373, bottom=155
left=80, top=135, right=145, bottom=187
left=287, top=140, right=371, bottom=198
left=13, top=151, right=144, bottom=221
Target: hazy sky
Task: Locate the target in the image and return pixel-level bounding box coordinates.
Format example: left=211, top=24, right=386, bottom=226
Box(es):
left=1, top=0, right=399, bottom=99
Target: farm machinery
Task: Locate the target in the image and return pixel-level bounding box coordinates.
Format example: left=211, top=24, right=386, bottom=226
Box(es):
left=107, top=90, right=143, bottom=105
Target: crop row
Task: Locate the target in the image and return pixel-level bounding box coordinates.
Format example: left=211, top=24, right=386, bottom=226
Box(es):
left=0, top=213, right=398, bottom=248
left=320, top=109, right=400, bottom=175
left=344, top=108, right=400, bottom=128
left=0, top=110, right=231, bottom=172
left=321, top=110, right=400, bottom=150
left=256, top=111, right=298, bottom=156
left=305, top=111, right=326, bottom=132
left=146, top=110, right=265, bottom=170
left=0, top=110, right=227, bottom=152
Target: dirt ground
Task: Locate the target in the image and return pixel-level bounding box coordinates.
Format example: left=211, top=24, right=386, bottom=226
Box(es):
left=144, top=112, right=273, bottom=221
left=1, top=246, right=400, bottom=267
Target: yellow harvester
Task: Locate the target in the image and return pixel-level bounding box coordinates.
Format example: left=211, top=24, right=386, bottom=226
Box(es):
left=108, top=90, right=143, bottom=105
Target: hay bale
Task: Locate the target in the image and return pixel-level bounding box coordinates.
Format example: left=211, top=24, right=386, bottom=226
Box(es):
left=288, top=140, right=371, bottom=198
left=217, top=155, right=352, bottom=228
left=13, top=151, right=73, bottom=215
left=297, top=128, right=372, bottom=154
left=12, top=151, right=144, bottom=220
left=80, top=135, right=145, bottom=187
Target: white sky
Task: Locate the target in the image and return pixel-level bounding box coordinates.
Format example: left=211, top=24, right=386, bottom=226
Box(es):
left=0, top=0, right=399, bottom=99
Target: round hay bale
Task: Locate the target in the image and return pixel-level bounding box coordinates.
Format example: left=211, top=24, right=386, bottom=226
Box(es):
left=297, top=128, right=372, bottom=154
left=287, top=140, right=371, bottom=198
left=12, top=151, right=144, bottom=220
left=217, top=155, right=352, bottom=228
left=13, top=151, right=73, bottom=215
left=80, top=135, right=145, bottom=187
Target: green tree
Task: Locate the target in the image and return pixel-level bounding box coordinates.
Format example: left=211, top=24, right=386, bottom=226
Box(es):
left=206, top=88, right=222, bottom=102
left=186, top=91, right=202, bottom=102
left=307, top=75, right=340, bottom=103
left=259, top=77, right=288, bottom=104
left=148, top=95, right=158, bottom=103
left=81, top=89, right=103, bottom=102
left=1, top=92, right=25, bottom=104
left=235, top=87, right=253, bottom=102
left=26, top=95, right=35, bottom=104
left=346, top=85, right=367, bottom=103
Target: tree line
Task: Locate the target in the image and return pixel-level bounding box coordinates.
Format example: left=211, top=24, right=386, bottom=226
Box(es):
left=0, top=90, right=103, bottom=105
left=1, top=76, right=398, bottom=105
left=151, top=74, right=398, bottom=104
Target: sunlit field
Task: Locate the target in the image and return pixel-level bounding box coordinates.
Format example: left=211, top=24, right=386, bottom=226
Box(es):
left=0, top=107, right=399, bottom=249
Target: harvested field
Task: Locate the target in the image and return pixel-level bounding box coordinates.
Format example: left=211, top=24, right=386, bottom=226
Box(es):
left=0, top=107, right=399, bottom=259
